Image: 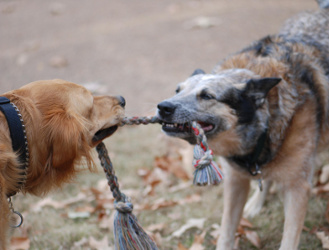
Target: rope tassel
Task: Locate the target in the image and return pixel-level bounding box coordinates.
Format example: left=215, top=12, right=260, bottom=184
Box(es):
left=191, top=121, right=224, bottom=186
left=96, top=142, right=158, bottom=250
left=95, top=116, right=223, bottom=249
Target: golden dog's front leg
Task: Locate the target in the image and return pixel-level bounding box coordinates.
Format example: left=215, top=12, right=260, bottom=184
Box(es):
left=0, top=181, right=10, bottom=250
left=217, top=161, right=250, bottom=250
left=279, top=180, right=311, bottom=250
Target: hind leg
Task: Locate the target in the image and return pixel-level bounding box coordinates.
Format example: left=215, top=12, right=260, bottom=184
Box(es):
left=244, top=180, right=272, bottom=218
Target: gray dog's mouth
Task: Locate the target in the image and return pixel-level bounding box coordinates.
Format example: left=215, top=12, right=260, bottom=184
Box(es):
left=161, top=121, right=215, bottom=134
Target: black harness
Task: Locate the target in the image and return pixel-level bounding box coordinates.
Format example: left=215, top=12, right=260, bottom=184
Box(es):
left=0, top=96, right=29, bottom=197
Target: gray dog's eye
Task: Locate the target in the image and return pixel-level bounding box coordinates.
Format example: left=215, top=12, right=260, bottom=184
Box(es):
left=175, top=87, right=180, bottom=94
left=200, top=92, right=215, bottom=100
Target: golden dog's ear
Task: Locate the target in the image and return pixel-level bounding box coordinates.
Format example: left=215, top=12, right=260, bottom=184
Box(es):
left=42, top=104, right=93, bottom=171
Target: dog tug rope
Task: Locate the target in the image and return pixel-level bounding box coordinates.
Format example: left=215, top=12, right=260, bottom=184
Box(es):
left=96, top=116, right=223, bottom=249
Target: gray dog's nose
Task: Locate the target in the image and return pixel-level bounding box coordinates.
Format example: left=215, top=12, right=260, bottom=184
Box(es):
left=157, top=101, right=176, bottom=117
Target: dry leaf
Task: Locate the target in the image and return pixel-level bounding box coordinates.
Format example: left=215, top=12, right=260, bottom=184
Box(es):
left=316, top=231, right=329, bottom=249
left=72, top=237, right=89, bottom=249
left=178, top=194, right=201, bottom=205
left=153, top=232, right=163, bottom=247
left=320, top=164, right=329, bottom=184
left=190, top=231, right=206, bottom=250
left=245, top=230, right=261, bottom=249
left=98, top=211, right=115, bottom=230
left=154, top=155, right=190, bottom=180
left=151, top=197, right=178, bottom=210
left=31, top=197, right=63, bottom=212
left=240, top=218, right=254, bottom=229
left=68, top=211, right=90, bottom=219
left=143, top=167, right=169, bottom=190
left=147, top=223, right=166, bottom=232
left=10, top=237, right=30, bottom=250
left=177, top=242, right=189, bottom=250
left=75, top=205, right=95, bottom=213
left=31, top=192, right=88, bottom=212
left=172, top=218, right=206, bottom=238
left=210, top=224, right=221, bottom=239
left=168, top=182, right=192, bottom=193
left=313, top=183, right=329, bottom=194
left=137, top=168, right=151, bottom=179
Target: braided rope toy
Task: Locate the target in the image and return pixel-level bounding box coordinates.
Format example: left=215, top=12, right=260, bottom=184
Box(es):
left=96, top=116, right=224, bottom=249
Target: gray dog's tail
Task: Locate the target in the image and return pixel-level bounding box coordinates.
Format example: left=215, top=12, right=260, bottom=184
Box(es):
left=317, top=0, right=329, bottom=8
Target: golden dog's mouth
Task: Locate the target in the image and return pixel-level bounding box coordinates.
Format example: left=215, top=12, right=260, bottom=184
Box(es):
left=92, top=125, right=118, bottom=143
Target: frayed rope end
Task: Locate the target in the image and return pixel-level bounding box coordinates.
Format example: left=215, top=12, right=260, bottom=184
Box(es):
left=114, top=195, right=158, bottom=250
left=191, top=121, right=224, bottom=186
left=192, top=144, right=224, bottom=186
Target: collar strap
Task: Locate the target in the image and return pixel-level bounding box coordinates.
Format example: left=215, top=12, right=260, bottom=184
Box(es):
left=0, top=97, right=29, bottom=197
left=229, top=126, right=269, bottom=176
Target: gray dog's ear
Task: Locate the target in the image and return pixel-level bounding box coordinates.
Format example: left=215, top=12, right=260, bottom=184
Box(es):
left=191, top=69, right=206, bottom=76
left=244, top=77, right=281, bottom=106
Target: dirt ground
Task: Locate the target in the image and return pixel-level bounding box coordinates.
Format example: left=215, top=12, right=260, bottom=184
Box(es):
left=0, top=0, right=317, bottom=116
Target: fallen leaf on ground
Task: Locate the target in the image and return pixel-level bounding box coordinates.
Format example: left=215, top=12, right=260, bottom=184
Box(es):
left=68, top=211, right=90, bottom=219
left=154, top=154, right=190, bottom=181
left=316, top=231, right=329, bottom=249
left=98, top=211, right=115, bottom=230
left=146, top=223, right=166, bottom=232
left=150, top=197, right=178, bottom=210
left=31, top=192, right=88, bottom=212
left=313, top=183, right=329, bottom=194
left=190, top=231, right=206, bottom=250
left=177, top=194, right=201, bottom=205
left=239, top=217, right=254, bottom=228
left=210, top=224, right=221, bottom=239
left=10, top=237, right=30, bottom=250
left=245, top=230, right=261, bottom=249
left=72, top=237, right=89, bottom=249
left=172, top=218, right=206, bottom=238
left=168, top=182, right=192, bottom=193
left=177, top=242, right=188, bottom=250
left=183, top=16, right=221, bottom=30
left=320, top=164, right=329, bottom=184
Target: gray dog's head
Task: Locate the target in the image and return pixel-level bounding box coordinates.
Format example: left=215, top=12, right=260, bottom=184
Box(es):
left=157, top=68, right=280, bottom=154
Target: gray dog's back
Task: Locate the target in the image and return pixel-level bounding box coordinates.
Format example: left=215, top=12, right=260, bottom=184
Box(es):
left=279, top=9, right=329, bottom=51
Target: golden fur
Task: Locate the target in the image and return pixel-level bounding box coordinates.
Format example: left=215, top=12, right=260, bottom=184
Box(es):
left=0, top=79, right=125, bottom=249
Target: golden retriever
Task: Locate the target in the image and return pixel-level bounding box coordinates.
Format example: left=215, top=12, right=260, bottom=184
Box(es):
left=0, top=79, right=125, bottom=249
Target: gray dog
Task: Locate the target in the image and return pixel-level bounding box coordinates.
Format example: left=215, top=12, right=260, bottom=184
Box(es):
left=157, top=3, right=329, bottom=250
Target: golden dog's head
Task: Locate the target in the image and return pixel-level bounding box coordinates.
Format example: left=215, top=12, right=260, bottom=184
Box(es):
left=4, top=79, right=125, bottom=195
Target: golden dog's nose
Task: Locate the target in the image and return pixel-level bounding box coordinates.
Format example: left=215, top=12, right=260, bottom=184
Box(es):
left=117, top=96, right=126, bottom=108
